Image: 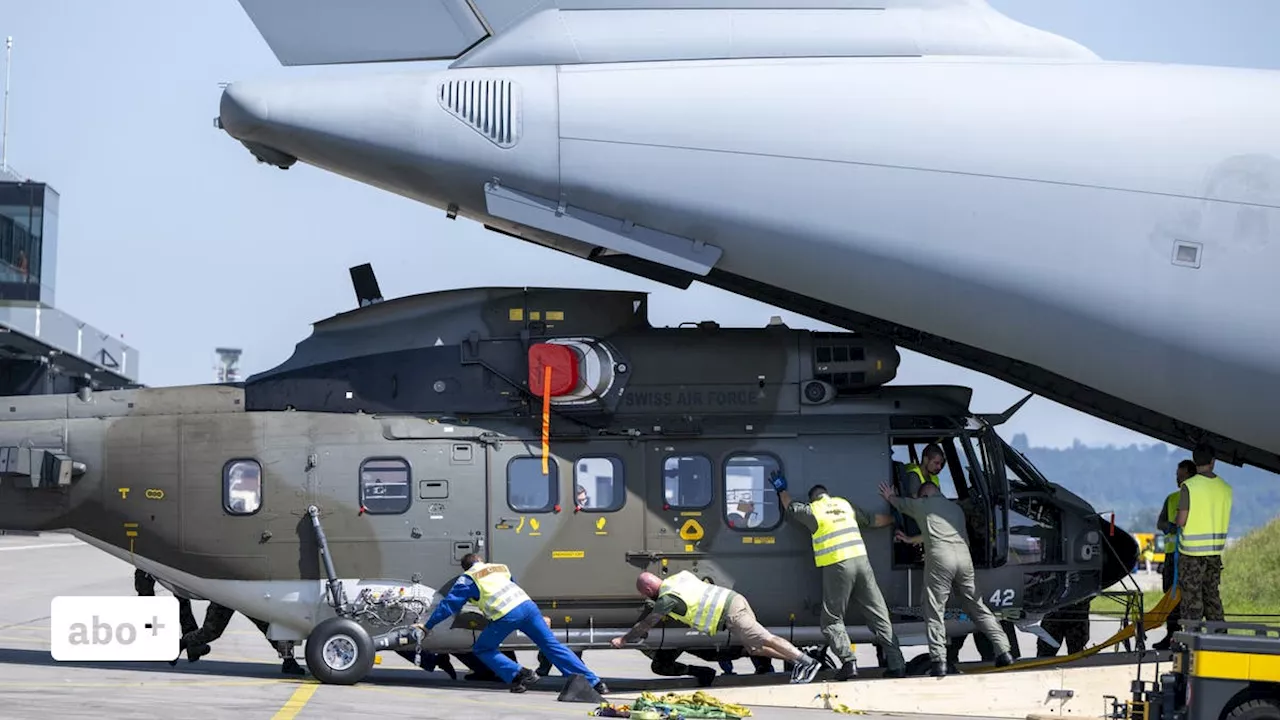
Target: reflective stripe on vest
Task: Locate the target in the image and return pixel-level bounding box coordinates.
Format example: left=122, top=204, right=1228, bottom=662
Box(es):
left=1162, top=490, right=1180, bottom=552
left=1179, top=474, right=1233, bottom=557
left=905, top=463, right=940, bottom=488
left=810, top=495, right=866, bottom=567
left=659, top=570, right=731, bottom=636
left=464, top=563, right=532, bottom=620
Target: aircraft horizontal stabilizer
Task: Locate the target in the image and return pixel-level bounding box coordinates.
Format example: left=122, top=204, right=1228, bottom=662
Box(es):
left=235, top=0, right=1098, bottom=68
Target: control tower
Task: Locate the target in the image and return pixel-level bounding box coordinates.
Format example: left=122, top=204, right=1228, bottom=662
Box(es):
left=0, top=169, right=139, bottom=394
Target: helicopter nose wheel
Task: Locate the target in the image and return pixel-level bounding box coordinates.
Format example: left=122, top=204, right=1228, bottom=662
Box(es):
left=305, top=616, right=375, bottom=685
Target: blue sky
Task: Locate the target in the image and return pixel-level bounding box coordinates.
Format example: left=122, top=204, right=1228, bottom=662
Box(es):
left=1, top=0, right=1276, bottom=449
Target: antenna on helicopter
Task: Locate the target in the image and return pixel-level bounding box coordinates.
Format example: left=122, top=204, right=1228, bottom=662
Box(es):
left=349, top=263, right=384, bottom=308
left=979, top=392, right=1034, bottom=427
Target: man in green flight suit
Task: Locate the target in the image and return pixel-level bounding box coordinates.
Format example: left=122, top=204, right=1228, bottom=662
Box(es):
left=774, top=472, right=906, bottom=680
left=879, top=480, right=1014, bottom=677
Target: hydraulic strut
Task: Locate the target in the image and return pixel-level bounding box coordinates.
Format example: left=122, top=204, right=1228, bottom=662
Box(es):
left=308, top=505, right=347, bottom=613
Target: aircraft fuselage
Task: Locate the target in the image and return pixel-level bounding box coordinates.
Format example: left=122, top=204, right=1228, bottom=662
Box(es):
left=218, top=56, right=1280, bottom=473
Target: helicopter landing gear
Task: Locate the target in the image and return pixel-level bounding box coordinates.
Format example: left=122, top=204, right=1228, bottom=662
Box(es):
left=305, top=616, right=375, bottom=685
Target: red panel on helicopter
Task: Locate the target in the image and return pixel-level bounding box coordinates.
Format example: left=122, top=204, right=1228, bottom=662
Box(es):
left=528, top=343, right=579, bottom=396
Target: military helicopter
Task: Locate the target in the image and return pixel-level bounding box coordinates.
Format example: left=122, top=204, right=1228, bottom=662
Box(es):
left=0, top=269, right=1138, bottom=686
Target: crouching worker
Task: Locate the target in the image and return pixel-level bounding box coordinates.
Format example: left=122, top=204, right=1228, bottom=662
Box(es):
left=413, top=553, right=608, bottom=695
left=612, top=571, right=822, bottom=684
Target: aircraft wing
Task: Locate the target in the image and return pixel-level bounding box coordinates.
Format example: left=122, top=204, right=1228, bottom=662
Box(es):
left=234, top=0, right=1098, bottom=68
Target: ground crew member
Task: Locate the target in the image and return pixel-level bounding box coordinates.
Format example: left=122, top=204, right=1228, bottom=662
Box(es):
left=414, top=553, right=607, bottom=695
left=879, top=481, right=1014, bottom=676
left=134, top=569, right=199, bottom=638
left=904, top=444, right=946, bottom=494
left=174, top=601, right=304, bottom=674
left=774, top=474, right=907, bottom=680
left=1175, top=445, right=1233, bottom=632
left=1153, top=459, right=1196, bottom=649
left=1034, top=599, right=1091, bottom=658
left=612, top=571, right=822, bottom=684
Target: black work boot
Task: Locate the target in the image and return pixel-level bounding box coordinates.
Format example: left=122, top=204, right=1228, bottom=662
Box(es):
left=690, top=666, right=717, bottom=687
left=930, top=661, right=947, bottom=677
left=594, top=681, right=610, bottom=695
left=510, top=667, right=540, bottom=693
left=884, top=666, right=906, bottom=679
left=834, top=661, right=857, bottom=681
left=994, top=652, right=1014, bottom=668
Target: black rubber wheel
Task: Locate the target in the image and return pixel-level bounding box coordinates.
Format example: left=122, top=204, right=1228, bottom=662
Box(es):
left=304, top=617, right=375, bottom=686
left=1225, top=698, right=1280, bottom=720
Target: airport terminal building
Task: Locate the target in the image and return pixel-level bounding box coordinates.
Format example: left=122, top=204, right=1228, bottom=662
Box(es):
left=0, top=167, right=138, bottom=395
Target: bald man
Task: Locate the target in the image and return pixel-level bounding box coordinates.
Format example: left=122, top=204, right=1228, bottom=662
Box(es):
left=611, top=571, right=821, bottom=684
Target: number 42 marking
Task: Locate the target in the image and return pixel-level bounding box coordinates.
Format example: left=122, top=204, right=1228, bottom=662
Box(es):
left=988, top=589, right=1015, bottom=607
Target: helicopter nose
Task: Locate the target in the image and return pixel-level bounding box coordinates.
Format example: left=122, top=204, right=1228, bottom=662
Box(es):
left=1097, top=520, right=1141, bottom=590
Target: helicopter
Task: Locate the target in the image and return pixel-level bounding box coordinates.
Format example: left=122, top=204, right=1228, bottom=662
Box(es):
left=0, top=273, right=1138, bottom=686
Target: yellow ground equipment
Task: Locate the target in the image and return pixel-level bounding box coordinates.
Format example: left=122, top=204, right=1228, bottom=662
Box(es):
left=1104, top=622, right=1280, bottom=720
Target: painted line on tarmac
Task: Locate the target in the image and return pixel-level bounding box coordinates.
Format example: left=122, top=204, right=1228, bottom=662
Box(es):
left=271, top=680, right=320, bottom=720
left=0, top=542, right=83, bottom=552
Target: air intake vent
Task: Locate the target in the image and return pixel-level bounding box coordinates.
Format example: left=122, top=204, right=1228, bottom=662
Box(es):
left=437, top=79, right=521, bottom=148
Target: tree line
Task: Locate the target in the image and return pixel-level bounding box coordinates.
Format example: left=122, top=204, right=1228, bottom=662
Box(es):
left=1008, top=434, right=1279, bottom=535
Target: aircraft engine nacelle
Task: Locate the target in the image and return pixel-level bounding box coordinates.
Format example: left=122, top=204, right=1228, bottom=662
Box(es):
left=527, top=337, right=630, bottom=415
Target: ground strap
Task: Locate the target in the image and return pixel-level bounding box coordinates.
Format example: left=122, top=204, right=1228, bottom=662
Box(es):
left=966, top=586, right=1181, bottom=675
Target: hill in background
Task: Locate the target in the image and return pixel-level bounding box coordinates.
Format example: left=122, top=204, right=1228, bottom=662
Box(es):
left=1011, top=434, right=1280, bottom=535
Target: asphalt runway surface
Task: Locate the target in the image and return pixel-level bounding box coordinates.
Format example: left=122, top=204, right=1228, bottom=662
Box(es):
left=0, top=532, right=1157, bottom=719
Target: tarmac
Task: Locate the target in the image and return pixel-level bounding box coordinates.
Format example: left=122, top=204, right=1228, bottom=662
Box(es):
left=0, top=531, right=1162, bottom=719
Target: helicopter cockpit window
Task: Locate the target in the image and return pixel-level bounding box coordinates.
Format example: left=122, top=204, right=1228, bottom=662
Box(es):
left=223, top=459, right=262, bottom=515
left=508, top=456, right=558, bottom=513
left=723, top=454, right=782, bottom=531
left=574, top=456, right=624, bottom=512
left=359, top=457, right=412, bottom=515
left=663, top=455, right=712, bottom=510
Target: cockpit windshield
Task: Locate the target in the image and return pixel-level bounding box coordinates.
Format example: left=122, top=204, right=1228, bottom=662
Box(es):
left=999, top=437, right=1053, bottom=491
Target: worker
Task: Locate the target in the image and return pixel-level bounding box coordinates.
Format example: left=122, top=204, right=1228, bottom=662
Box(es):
left=134, top=569, right=198, bottom=638
left=1153, top=459, right=1197, bottom=649
left=879, top=481, right=1014, bottom=677
left=904, top=444, right=945, bottom=492
left=1034, top=600, right=1091, bottom=658
left=612, top=571, right=822, bottom=684
left=1175, top=444, right=1233, bottom=633
left=174, top=601, right=304, bottom=674
left=413, top=553, right=607, bottom=695
left=774, top=473, right=907, bottom=680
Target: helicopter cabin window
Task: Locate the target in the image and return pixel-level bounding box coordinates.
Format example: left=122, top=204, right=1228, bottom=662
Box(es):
left=223, top=459, right=262, bottom=515
left=663, top=455, right=712, bottom=510
left=359, top=458, right=412, bottom=515
left=574, top=457, right=624, bottom=512
left=508, top=456, right=558, bottom=513
left=723, top=454, right=782, bottom=531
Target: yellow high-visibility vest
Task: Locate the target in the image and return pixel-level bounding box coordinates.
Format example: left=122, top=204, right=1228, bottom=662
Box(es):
left=905, top=463, right=941, bottom=489
left=1162, top=490, right=1180, bottom=553
left=1179, top=474, right=1232, bottom=557
left=659, top=570, right=731, bottom=636
left=463, top=562, right=532, bottom=620
left=810, top=495, right=867, bottom=567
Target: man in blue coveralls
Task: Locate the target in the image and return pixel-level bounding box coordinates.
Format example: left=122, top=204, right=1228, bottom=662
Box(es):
left=414, top=553, right=608, bottom=694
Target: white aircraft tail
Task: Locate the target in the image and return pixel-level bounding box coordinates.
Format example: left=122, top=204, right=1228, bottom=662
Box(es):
left=234, top=0, right=1099, bottom=69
